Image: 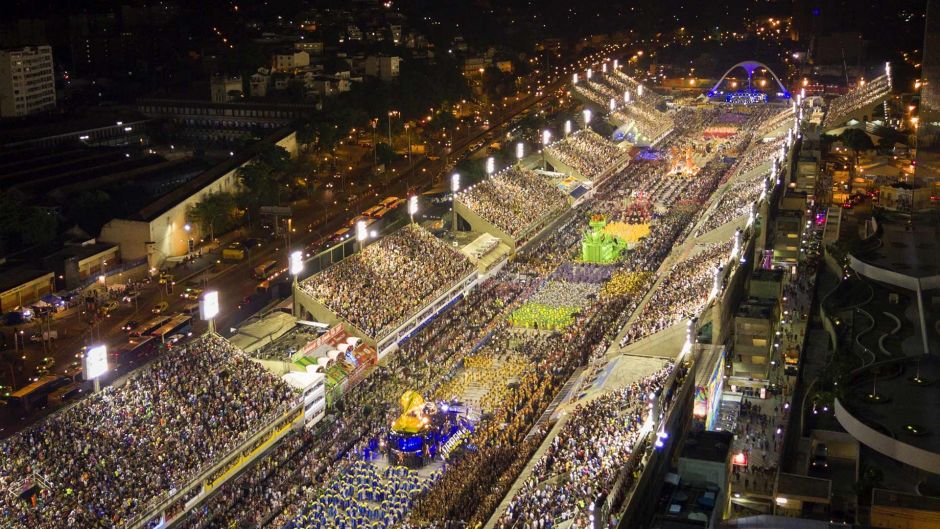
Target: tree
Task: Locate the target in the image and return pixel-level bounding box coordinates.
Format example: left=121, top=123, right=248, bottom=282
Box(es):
left=187, top=192, right=236, bottom=242
left=22, top=208, right=58, bottom=249
left=839, top=128, right=875, bottom=170
left=376, top=142, right=397, bottom=166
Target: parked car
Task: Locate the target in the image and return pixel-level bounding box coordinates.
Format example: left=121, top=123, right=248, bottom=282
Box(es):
left=152, top=301, right=169, bottom=314
left=101, top=300, right=119, bottom=314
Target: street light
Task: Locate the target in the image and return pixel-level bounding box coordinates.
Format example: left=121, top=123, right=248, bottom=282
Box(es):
left=451, top=173, right=460, bottom=234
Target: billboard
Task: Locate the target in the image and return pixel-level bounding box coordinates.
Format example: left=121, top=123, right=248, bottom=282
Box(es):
left=693, top=347, right=725, bottom=431
left=83, top=345, right=109, bottom=379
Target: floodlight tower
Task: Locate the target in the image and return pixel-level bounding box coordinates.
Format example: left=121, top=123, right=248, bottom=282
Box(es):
left=451, top=173, right=460, bottom=234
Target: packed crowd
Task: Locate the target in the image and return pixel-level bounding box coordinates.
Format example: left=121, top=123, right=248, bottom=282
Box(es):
left=300, top=224, right=474, bottom=338
left=694, top=175, right=766, bottom=236
left=544, top=130, right=623, bottom=180
left=495, top=363, right=675, bottom=529
left=621, top=241, right=733, bottom=346
left=822, top=72, right=892, bottom=128
left=611, top=102, right=674, bottom=143
left=456, top=166, right=568, bottom=238
left=0, top=334, right=295, bottom=529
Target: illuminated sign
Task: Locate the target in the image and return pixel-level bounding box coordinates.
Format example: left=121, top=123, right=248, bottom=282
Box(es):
left=84, top=345, right=109, bottom=379
left=200, top=290, right=219, bottom=320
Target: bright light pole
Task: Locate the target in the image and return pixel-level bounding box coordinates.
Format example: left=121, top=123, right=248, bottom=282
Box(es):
left=564, top=120, right=572, bottom=137
left=486, top=156, right=495, bottom=176
left=624, top=90, right=631, bottom=103
left=290, top=251, right=303, bottom=317
left=541, top=130, right=551, bottom=169
left=609, top=98, right=616, bottom=112
left=83, top=344, right=108, bottom=393
left=356, top=219, right=369, bottom=251
left=200, top=290, right=220, bottom=334
left=583, top=109, right=592, bottom=128
left=451, top=173, right=460, bottom=234
left=404, top=123, right=412, bottom=166
left=408, top=195, right=418, bottom=224
left=516, top=142, right=524, bottom=165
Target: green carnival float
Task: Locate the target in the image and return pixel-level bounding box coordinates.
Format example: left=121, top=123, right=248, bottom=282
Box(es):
left=581, top=214, right=629, bottom=264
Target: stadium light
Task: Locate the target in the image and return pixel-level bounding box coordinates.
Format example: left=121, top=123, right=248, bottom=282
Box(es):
left=541, top=130, right=551, bottom=146
left=451, top=173, right=460, bottom=234
left=583, top=108, right=592, bottom=126
left=609, top=98, right=616, bottom=111
left=408, top=195, right=418, bottom=223
left=486, top=156, right=495, bottom=176
left=200, top=290, right=220, bottom=333
left=638, top=84, right=644, bottom=97
left=586, top=68, right=592, bottom=79
left=573, top=73, right=579, bottom=84
left=84, top=344, right=109, bottom=392
left=564, top=120, right=572, bottom=137
left=516, top=142, right=524, bottom=162
left=356, top=219, right=368, bottom=242
left=613, top=59, right=619, bottom=69
left=624, top=90, right=631, bottom=103
left=602, top=63, right=607, bottom=74
left=290, top=250, right=303, bottom=277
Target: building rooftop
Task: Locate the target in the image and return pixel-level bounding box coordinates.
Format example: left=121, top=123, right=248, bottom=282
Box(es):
left=42, top=242, right=117, bottom=264
left=776, top=473, right=831, bottom=501
left=680, top=430, right=733, bottom=463
left=735, top=298, right=776, bottom=319
left=851, top=217, right=940, bottom=279
left=842, top=355, right=940, bottom=456
left=657, top=479, right=721, bottom=527
left=0, top=264, right=52, bottom=294
left=751, top=269, right=784, bottom=283
left=872, top=488, right=940, bottom=512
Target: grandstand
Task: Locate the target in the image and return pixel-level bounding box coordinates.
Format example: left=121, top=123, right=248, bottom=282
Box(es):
left=0, top=334, right=303, bottom=529
left=454, top=165, right=570, bottom=249
left=822, top=63, right=893, bottom=129
left=295, top=224, right=478, bottom=355
left=543, top=129, right=626, bottom=181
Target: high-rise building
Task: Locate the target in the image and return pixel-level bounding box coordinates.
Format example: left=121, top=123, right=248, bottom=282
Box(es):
left=0, top=45, right=56, bottom=117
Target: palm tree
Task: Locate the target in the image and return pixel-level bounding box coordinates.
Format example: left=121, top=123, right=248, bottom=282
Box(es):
left=839, top=128, right=874, bottom=173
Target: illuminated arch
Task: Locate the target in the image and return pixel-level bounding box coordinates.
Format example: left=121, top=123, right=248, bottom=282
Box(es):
left=708, top=60, right=790, bottom=98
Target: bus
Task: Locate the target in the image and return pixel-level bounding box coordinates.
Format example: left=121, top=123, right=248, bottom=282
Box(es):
left=252, top=259, right=279, bottom=280
left=131, top=315, right=172, bottom=337
left=112, top=335, right=158, bottom=362
left=149, top=314, right=193, bottom=344
left=222, top=242, right=247, bottom=261
left=48, top=382, right=84, bottom=405
left=8, top=375, right=64, bottom=412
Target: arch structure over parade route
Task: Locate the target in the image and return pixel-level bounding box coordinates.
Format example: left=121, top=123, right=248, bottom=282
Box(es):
left=708, top=60, right=790, bottom=98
